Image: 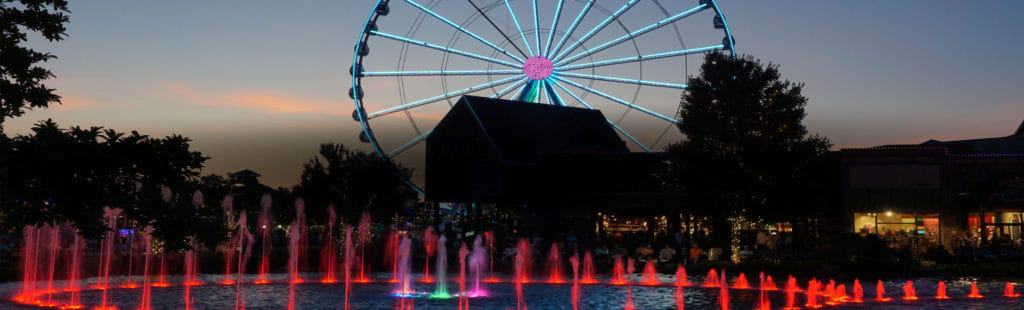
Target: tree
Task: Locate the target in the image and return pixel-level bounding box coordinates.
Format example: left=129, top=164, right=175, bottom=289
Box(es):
left=294, top=143, right=418, bottom=226
left=0, top=0, right=70, bottom=132
left=0, top=119, right=209, bottom=239
left=665, top=52, right=831, bottom=253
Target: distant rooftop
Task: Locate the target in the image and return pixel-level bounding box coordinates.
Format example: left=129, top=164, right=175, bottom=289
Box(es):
left=845, top=116, right=1024, bottom=156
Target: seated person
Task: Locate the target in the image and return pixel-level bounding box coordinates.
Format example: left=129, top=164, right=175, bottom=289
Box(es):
left=658, top=245, right=676, bottom=263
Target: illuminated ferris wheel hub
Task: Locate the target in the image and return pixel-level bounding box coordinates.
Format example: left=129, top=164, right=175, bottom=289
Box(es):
left=523, top=56, right=554, bottom=80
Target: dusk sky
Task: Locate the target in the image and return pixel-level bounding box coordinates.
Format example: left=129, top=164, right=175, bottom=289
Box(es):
left=8, top=0, right=1024, bottom=187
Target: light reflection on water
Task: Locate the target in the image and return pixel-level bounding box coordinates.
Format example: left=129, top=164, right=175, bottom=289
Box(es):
left=2, top=273, right=1020, bottom=309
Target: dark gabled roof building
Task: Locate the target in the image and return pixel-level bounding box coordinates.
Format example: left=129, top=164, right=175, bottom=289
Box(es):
left=425, top=96, right=668, bottom=218
left=841, top=117, right=1024, bottom=249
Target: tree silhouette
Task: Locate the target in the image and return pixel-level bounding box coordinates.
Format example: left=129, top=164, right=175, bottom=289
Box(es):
left=295, top=143, right=418, bottom=226
left=665, top=52, right=831, bottom=253
left=0, top=0, right=70, bottom=132
left=1, top=119, right=208, bottom=239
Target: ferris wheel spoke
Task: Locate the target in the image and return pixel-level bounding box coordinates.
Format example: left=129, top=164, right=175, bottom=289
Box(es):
left=371, top=30, right=522, bottom=68
left=532, top=0, right=541, bottom=55
left=551, top=74, right=679, bottom=125
left=542, top=78, right=565, bottom=106
left=556, top=44, right=726, bottom=71
left=550, top=0, right=640, bottom=63
left=389, top=129, right=433, bottom=157
left=493, top=77, right=530, bottom=99
left=556, top=3, right=710, bottom=66
left=503, top=0, right=535, bottom=56
left=361, top=69, right=522, bottom=77
left=548, top=0, right=594, bottom=61
left=556, top=72, right=687, bottom=89
left=466, top=0, right=530, bottom=59
left=542, top=0, right=566, bottom=57
left=366, top=75, right=524, bottom=119
left=403, top=0, right=525, bottom=64
left=548, top=79, right=652, bottom=152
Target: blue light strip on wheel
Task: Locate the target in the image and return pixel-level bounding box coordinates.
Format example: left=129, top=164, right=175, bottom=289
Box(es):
left=542, top=78, right=565, bottom=106
left=556, top=72, right=687, bottom=89
left=493, top=77, right=530, bottom=99
left=503, top=0, right=535, bottom=56
left=367, top=75, right=524, bottom=119
left=556, top=3, right=709, bottom=66
left=404, top=0, right=525, bottom=64
left=532, top=0, right=541, bottom=56
left=547, top=0, right=593, bottom=60
left=542, top=0, right=565, bottom=57
left=551, top=0, right=639, bottom=62
left=548, top=79, right=651, bottom=152
left=551, top=74, right=679, bottom=125
left=361, top=69, right=522, bottom=77
left=556, top=44, right=725, bottom=71
left=371, top=30, right=522, bottom=68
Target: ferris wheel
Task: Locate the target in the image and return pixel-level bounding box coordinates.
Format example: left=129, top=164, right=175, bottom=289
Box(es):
left=350, top=0, right=735, bottom=191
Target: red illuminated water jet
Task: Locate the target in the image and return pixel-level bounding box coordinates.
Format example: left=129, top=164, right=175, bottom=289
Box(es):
left=343, top=226, right=354, bottom=310
left=569, top=254, right=581, bottom=310
left=876, top=280, right=893, bottom=302
left=514, top=239, right=528, bottom=310
left=761, top=273, right=777, bottom=291
left=581, top=251, right=598, bottom=284
left=484, top=230, right=496, bottom=282
left=676, top=265, right=687, bottom=309
left=935, top=281, right=949, bottom=300
left=356, top=211, right=372, bottom=283
left=640, top=260, right=658, bottom=286
left=675, top=265, right=689, bottom=287
left=256, top=194, right=273, bottom=285
left=320, top=206, right=339, bottom=284
left=385, top=231, right=400, bottom=283
left=703, top=269, right=720, bottom=287
left=852, top=279, right=864, bottom=303
left=831, top=284, right=848, bottom=305
left=805, top=278, right=821, bottom=309
left=420, top=226, right=437, bottom=283
left=1005, top=282, right=1021, bottom=298
left=515, top=239, right=532, bottom=284
left=221, top=196, right=236, bottom=286
left=718, top=270, right=729, bottom=310
left=546, top=243, right=565, bottom=284
left=902, top=281, right=918, bottom=301
left=610, top=256, right=626, bottom=285
left=967, top=281, right=983, bottom=298
left=62, top=232, right=85, bottom=310
left=624, top=283, right=635, bottom=310
left=757, top=273, right=769, bottom=310
left=139, top=228, right=154, bottom=310
left=782, top=276, right=799, bottom=310
left=732, top=273, right=750, bottom=289
left=96, top=208, right=121, bottom=310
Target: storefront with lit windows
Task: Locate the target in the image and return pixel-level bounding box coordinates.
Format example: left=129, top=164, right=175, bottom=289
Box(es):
left=968, top=211, right=1024, bottom=242
left=842, top=119, right=1024, bottom=250
left=853, top=211, right=941, bottom=243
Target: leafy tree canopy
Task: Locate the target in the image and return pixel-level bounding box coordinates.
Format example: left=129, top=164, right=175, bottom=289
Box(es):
left=295, top=143, right=418, bottom=226
left=1, top=119, right=208, bottom=240
left=665, top=52, right=832, bottom=248
left=0, top=0, right=70, bottom=131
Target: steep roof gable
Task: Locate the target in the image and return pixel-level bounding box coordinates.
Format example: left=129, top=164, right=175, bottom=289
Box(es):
left=1016, top=117, right=1024, bottom=136
left=431, top=96, right=628, bottom=163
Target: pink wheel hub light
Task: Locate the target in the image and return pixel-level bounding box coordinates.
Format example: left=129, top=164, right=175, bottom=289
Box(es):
left=523, top=56, right=554, bottom=80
